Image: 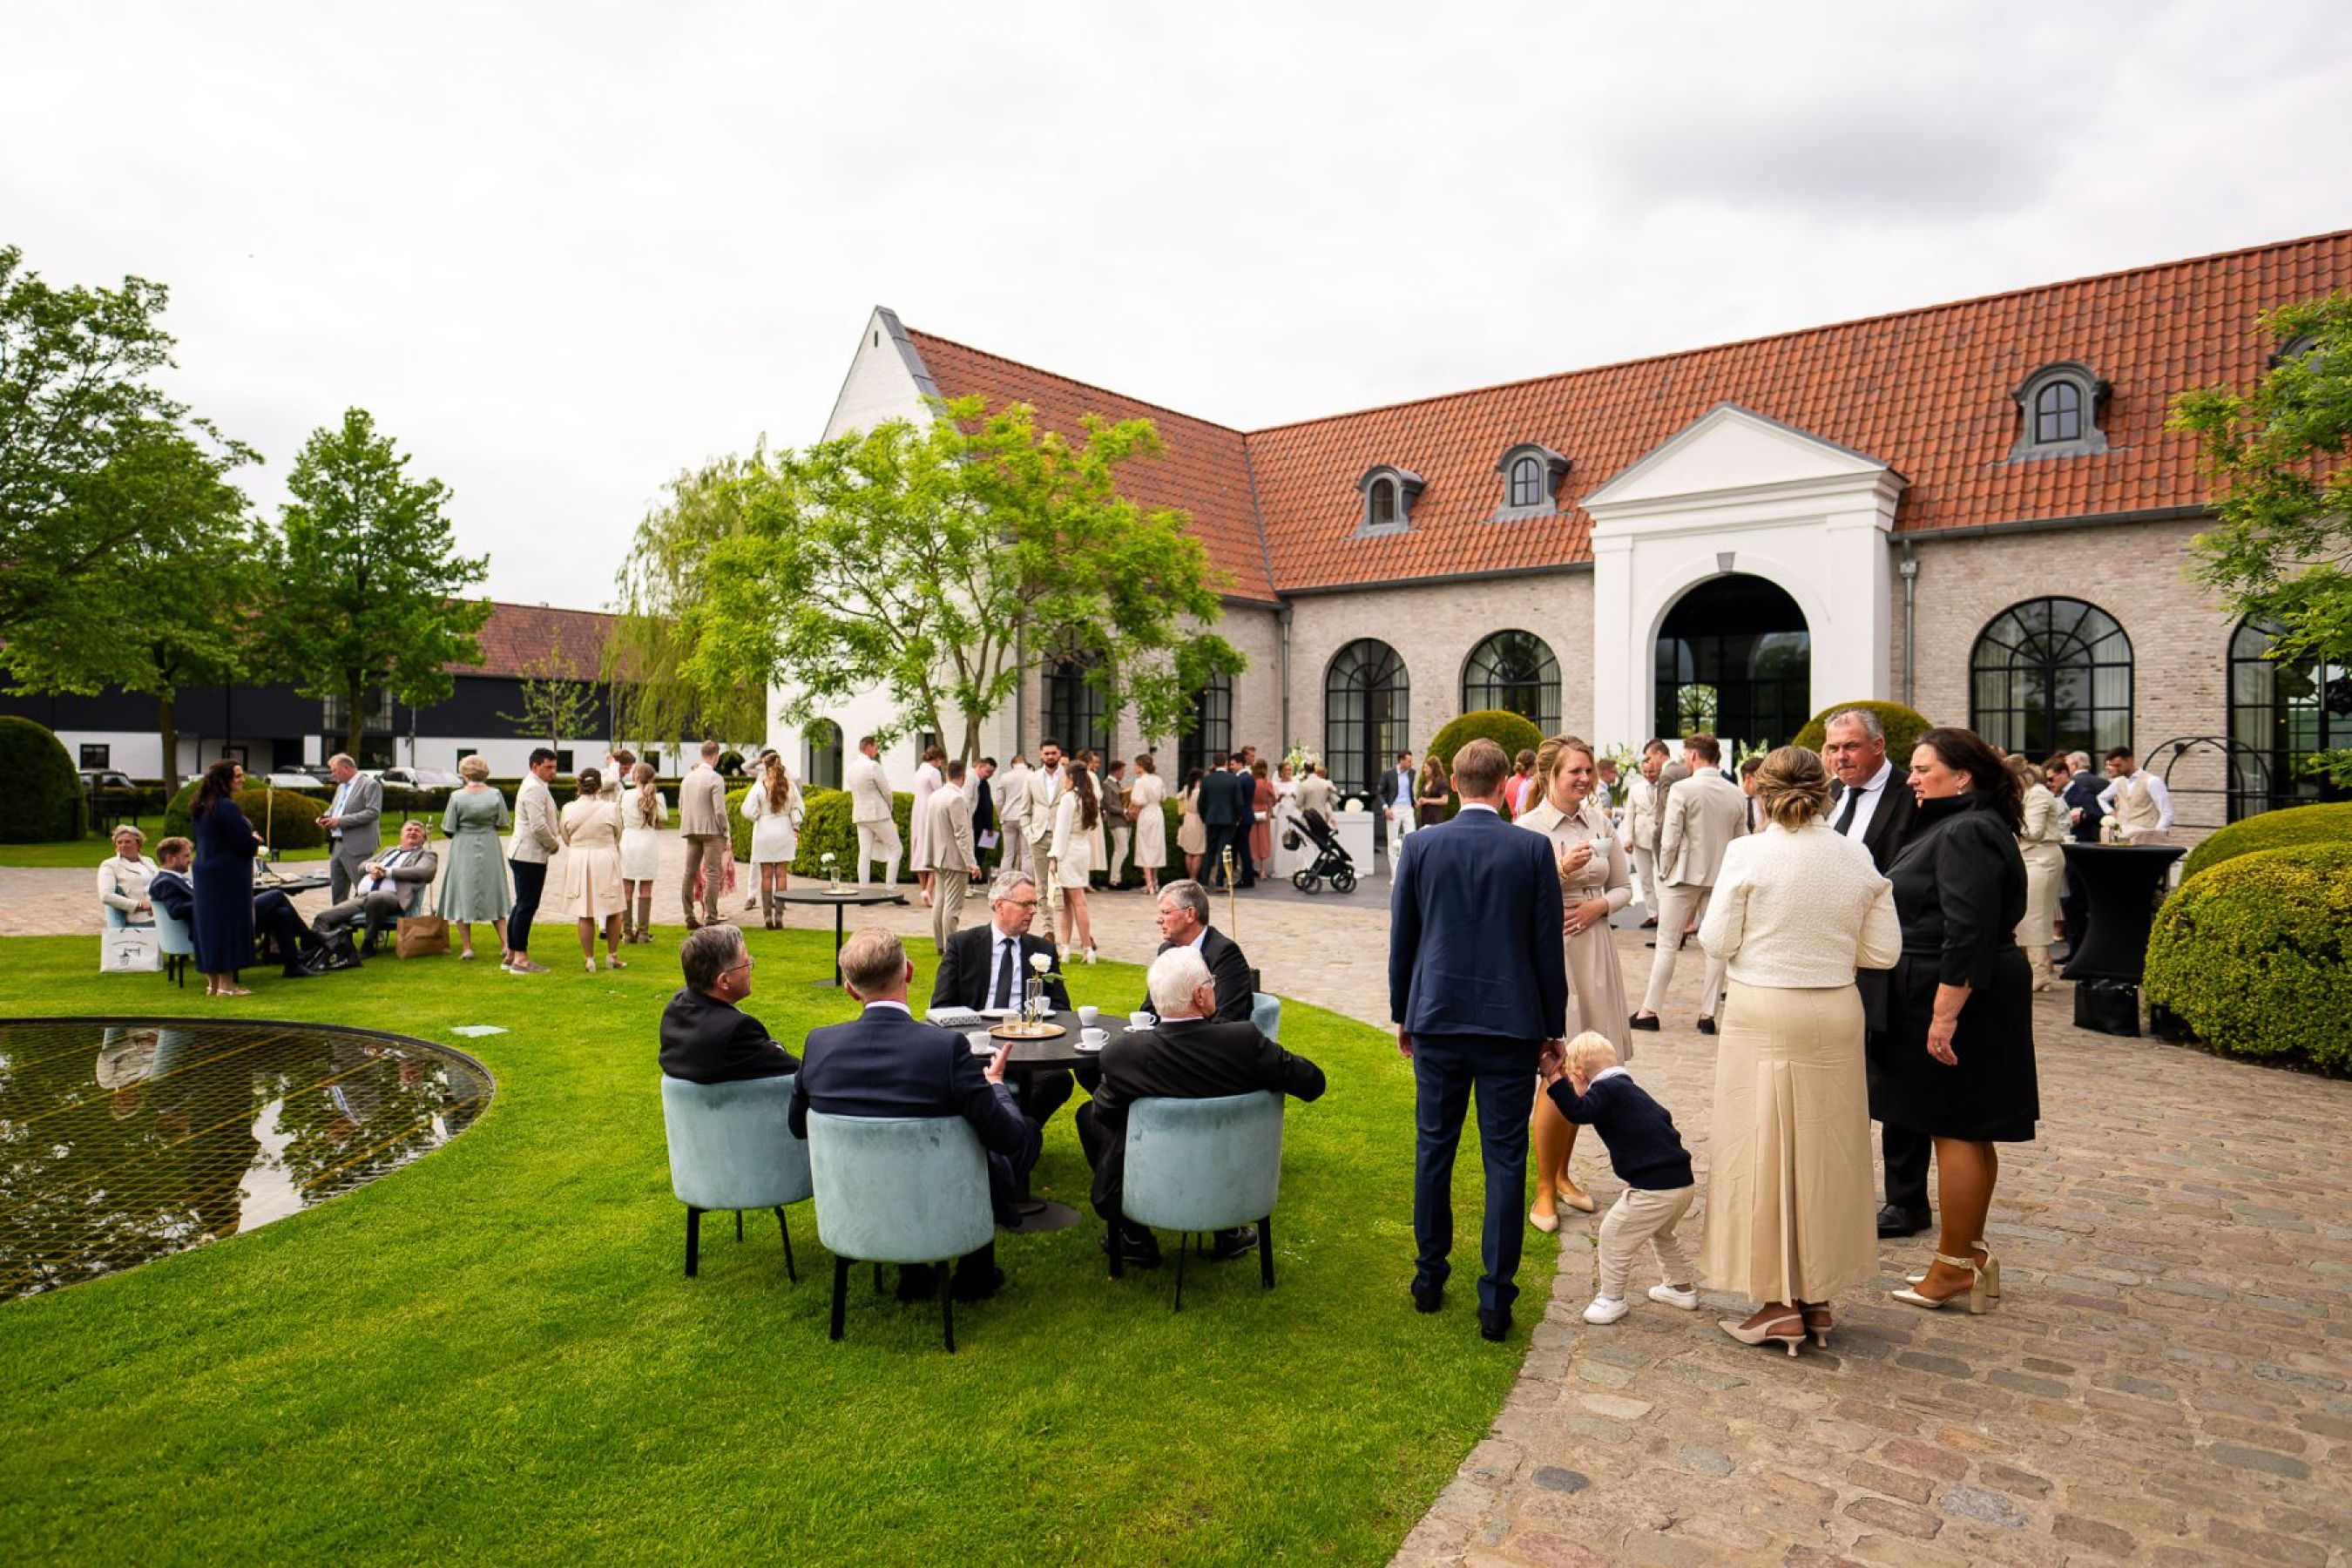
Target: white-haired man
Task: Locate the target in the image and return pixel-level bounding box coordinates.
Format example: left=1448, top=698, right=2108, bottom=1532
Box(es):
left=1077, top=944, right=1327, bottom=1269
left=316, top=754, right=383, bottom=903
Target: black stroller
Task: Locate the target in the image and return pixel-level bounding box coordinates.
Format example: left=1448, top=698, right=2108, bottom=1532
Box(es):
left=1284, top=808, right=1357, bottom=895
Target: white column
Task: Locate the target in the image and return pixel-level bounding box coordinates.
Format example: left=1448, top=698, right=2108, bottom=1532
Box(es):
left=1591, top=531, right=1639, bottom=748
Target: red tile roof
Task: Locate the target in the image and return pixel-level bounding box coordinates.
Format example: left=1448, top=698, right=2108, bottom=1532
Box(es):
left=453, top=602, right=618, bottom=682
left=902, top=228, right=2352, bottom=594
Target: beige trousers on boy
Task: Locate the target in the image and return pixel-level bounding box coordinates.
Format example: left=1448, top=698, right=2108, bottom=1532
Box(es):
left=1597, top=1184, right=1699, bottom=1301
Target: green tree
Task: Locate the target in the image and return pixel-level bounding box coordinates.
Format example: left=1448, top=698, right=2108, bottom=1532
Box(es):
left=497, top=650, right=600, bottom=754
left=627, top=398, right=1245, bottom=763
left=2172, top=294, right=2352, bottom=786
left=607, top=454, right=771, bottom=754
left=250, top=409, right=490, bottom=756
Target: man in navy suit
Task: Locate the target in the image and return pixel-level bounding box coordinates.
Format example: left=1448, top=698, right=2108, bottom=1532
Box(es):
left=1389, top=738, right=1568, bottom=1342
left=791, top=926, right=1040, bottom=1302
left=1196, top=754, right=1245, bottom=888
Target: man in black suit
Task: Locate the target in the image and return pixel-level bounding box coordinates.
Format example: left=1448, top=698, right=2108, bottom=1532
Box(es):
left=659, top=924, right=801, bottom=1084
left=2057, top=749, right=2103, bottom=959
left=1196, top=753, right=1245, bottom=888
left=1078, top=944, right=1327, bottom=1267
left=1139, top=878, right=1254, bottom=1023
left=1390, top=738, right=1568, bottom=1342
left=792, top=927, right=1039, bottom=1302
left=930, top=868, right=1073, bottom=1125
left=1821, top=708, right=1930, bottom=1239
left=970, top=757, right=998, bottom=872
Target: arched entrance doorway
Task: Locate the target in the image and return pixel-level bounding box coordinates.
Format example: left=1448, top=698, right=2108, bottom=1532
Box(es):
left=1654, top=575, right=1811, bottom=747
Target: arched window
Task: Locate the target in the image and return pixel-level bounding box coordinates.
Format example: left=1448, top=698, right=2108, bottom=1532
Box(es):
left=2009, top=362, right=2107, bottom=458
left=1509, top=456, right=1543, bottom=509
left=1355, top=465, right=1423, bottom=535
left=1970, top=598, right=2133, bottom=758
left=2034, top=381, right=2081, bottom=444
left=2229, top=619, right=2351, bottom=819
left=1043, top=654, right=1110, bottom=760
left=1462, top=630, right=1560, bottom=731
left=1177, top=673, right=1231, bottom=782
left=1369, top=478, right=1398, bottom=525
left=1326, top=639, right=1409, bottom=801
left=1492, top=443, right=1570, bottom=521
left=802, top=718, right=843, bottom=790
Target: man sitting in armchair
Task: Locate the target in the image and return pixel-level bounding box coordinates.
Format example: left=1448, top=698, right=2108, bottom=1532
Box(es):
left=1078, top=945, right=1326, bottom=1269
left=659, top=924, right=800, bottom=1084
left=313, top=819, right=438, bottom=955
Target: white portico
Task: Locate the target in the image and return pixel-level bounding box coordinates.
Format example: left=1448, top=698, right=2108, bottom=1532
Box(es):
left=1582, top=403, right=1905, bottom=747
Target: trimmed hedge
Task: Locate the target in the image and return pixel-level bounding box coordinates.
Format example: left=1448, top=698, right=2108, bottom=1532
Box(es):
left=0, top=718, right=85, bottom=843
left=2145, top=842, right=2352, bottom=1070
left=1423, top=710, right=1545, bottom=821
left=789, top=787, right=916, bottom=882
left=2180, top=801, right=2352, bottom=882
left=162, top=783, right=330, bottom=851
left=1790, top=700, right=1934, bottom=760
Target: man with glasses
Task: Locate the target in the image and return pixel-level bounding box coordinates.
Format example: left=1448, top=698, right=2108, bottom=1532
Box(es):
left=659, top=924, right=800, bottom=1083
left=930, top=868, right=1073, bottom=1125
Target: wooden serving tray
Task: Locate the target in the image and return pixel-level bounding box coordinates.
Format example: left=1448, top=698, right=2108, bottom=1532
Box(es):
left=990, top=1021, right=1065, bottom=1040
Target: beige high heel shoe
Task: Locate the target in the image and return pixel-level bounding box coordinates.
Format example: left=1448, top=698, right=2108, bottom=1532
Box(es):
left=1527, top=1206, right=1561, bottom=1234
left=1893, top=1252, right=1990, bottom=1313
left=1908, top=1242, right=2001, bottom=1301
left=1719, top=1309, right=1806, bottom=1356
left=1798, top=1302, right=1834, bottom=1349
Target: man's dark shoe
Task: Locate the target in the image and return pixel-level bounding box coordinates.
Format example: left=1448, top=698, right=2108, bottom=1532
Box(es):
left=1629, top=1013, right=1660, bottom=1031
left=1876, top=1204, right=1933, bottom=1240
left=894, top=1263, right=940, bottom=1302
left=1478, top=1307, right=1511, bottom=1342
left=1410, top=1277, right=1443, bottom=1314
left=951, top=1265, right=1005, bottom=1303
left=1099, top=1228, right=1163, bottom=1268
left=1639, top=916, right=1659, bottom=929
left=1208, top=1225, right=1259, bottom=1261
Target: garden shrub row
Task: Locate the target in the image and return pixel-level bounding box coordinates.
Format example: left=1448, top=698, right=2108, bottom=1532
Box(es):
left=2145, top=841, right=2352, bottom=1071
left=159, top=782, right=329, bottom=851
left=2179, top=800, right=2352, bottom=882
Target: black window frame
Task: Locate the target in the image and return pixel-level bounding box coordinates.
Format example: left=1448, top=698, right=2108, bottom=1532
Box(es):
left=803, top=718, right=843, bottom=791
left=1177, top=673, right=1232, bottom=782
left=2228, top=618, right=2351, bottom=820
left=1969, top=596, right=2134, bottom=759
left=1325, top=639, right=1409, bottom=801
left=1043, top=655, right=1111, bottom=760
left=1462, top=630, right=1561, bottom=731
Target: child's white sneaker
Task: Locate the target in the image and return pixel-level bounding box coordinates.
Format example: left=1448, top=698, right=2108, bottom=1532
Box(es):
left=1583, top=1294, right=1629, bottom=1324
left=1647, top=1282, right=1699, bottom=1310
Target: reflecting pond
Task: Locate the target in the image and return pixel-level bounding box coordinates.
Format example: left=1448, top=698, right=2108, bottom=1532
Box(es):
left=0, top=1018, right=492, bottom=1302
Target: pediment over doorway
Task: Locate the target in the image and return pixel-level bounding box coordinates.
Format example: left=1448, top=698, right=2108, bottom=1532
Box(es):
left=1584, top=402, right=1903, bottom=513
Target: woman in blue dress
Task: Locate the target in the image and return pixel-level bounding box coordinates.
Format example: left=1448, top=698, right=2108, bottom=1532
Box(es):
left=189, top=759, right=262, bottom=997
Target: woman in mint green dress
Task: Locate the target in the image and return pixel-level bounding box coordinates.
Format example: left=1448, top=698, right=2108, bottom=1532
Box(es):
left=438, top=755, right=513, bottom=960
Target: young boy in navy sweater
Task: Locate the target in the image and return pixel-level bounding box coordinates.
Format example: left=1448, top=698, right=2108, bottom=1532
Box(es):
left=1542, top=1031, right=1700, bottom=1324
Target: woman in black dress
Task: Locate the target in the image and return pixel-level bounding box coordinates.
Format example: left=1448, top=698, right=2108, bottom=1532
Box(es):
left=189, top=759, right=263, bottom=997
left=1880, top=727, right=2037, bottom=1315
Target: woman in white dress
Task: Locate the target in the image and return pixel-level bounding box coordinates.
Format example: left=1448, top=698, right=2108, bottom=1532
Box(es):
left=619, top=760, right=666, bottom=944
left=98, top=826, right=159, bottom=928
left=2011, top=754, right=2069, bottom=990
left=1050, top=761, right=1100, bottom=963
left=741, top=755, right=804, bottom=929
left=1127, top=754, right=1168, bottom=896
left=910, top=744, right=944, bottom=907
left=560, top=766, right=628, bottom=972
left=1698, top=745, right=1900, bottom=1355
left=1268, top=760, right=1304, bottom=879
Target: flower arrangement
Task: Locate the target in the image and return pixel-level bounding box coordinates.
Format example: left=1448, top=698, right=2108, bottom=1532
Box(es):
left=2099, top=813, right=2122, bottom=845
left=1283, top=742, right=1322, bottom=776
left=1020, top=950, right=1064, bottom=1030
left=821, top=851, right=840, bottom=892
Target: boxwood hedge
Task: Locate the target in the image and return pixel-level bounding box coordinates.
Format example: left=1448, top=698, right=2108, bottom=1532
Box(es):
left=0, top=718, right=85, bottom=843
left=2179, top=801, right=2352, bottom=882
left=2144, top=841, right=2352, bottom=1070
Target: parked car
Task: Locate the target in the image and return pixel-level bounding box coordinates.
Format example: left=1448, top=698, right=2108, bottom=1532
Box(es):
left=369, top=766, right=463, bottom=789
left=80, top=769, right=139, bottom=794
left=260, top=771, right=332, bottom=791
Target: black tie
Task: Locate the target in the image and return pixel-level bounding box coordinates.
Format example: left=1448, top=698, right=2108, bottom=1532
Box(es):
left=992, top=938, right=1016, bottom=1010
left=1834, top=783, right=1864, bottom=835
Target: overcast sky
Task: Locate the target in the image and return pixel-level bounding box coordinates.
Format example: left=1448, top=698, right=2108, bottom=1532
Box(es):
left=10, top=1, right=2349, bottom=609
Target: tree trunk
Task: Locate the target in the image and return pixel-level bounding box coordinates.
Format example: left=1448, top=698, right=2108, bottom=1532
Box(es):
left=156, top=692, right=178, bottom=786
left=345, top=676, right=366, bottom=759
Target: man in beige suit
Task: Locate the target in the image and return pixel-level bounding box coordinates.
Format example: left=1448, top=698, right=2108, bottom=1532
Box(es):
left=1632, top=733, right=1748, bottom=1031
left=923, top=758, right=981, bottom=950
left=1023, top=738, right=1067, bottom=926
left=678, top=739, right=730, bottom=929
left=846, top=733, right=902, bottom=889
left=504, top=747, right=563, bottom=972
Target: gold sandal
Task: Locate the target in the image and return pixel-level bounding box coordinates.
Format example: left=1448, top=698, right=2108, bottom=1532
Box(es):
left=1892, top=1252, right=1990, bottom=1313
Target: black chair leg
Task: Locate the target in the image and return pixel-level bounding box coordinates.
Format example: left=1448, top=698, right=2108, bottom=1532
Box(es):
left=1260, top=1213, right=1274, bottom=1289
left=829, top=1255, right=849, bottom=1341
left=735, top=1211, right=744, bottom=1243
left=775, top=1206, right=796, bottom=1283
left=1107, top=1222, right=1123, bottom=1280
left=1173, top=1233, right=1189, bottom=1313
left=685, top=1207, right=701, bottom=1277
left=874, top=1263, right=886, bottom=1296
left=940, top=1261, right=956, bottom=1354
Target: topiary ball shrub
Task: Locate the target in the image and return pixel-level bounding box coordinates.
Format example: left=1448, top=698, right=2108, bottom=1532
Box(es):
left=2144, top=842, right=2352, bottom=1070
left=161, top=784, right=328, bottom=851
left=1790, top=700, right=1934, bottom=760
left=2180, top=801, right=2352, bottom=883
left=0, top=717, right=86, bottom=842
left=1421, top=711, right=1546, bottom=822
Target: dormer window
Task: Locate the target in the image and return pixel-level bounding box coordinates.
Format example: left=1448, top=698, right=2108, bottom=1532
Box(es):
left=1491, top=443, right=1571, bottom=521
left=1355, top=465, right=1424, bottom=536
left=2009, top=362, right=2108, bottom=460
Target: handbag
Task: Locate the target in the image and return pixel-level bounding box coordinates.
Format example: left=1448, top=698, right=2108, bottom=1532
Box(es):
left=304, top=927, right=365, bottom=974
left=100, top=925, right=163, bottom=974
left=395, top=913, right=449, bottom=958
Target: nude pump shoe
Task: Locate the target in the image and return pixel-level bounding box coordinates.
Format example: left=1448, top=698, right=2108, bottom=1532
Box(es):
left=1719, top=1309, right=1806, bottom=1356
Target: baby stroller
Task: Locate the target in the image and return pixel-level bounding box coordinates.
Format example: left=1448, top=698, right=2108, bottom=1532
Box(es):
left=1284, top=808, right=1357, bottom=895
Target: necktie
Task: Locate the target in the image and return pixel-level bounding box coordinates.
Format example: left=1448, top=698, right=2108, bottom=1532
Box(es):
left=992, top=938, right=1016, bottom=1010
left=1834, top=783, right=1864, bottom=835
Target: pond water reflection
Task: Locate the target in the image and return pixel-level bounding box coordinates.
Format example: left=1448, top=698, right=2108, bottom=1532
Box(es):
left=0, top=1018, right=491, bottom=1302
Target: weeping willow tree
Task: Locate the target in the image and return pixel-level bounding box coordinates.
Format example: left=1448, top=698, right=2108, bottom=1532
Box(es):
left=605, top=454, right=772, bottom=758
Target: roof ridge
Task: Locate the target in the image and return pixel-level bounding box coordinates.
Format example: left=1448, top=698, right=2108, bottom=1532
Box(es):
left=902, top=328, right=1245, bottom=436
left=1236, top=226, right=2352, bottom=438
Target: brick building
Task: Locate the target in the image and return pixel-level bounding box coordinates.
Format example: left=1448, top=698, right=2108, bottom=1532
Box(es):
left=799, top=228, right=2352, bottom=836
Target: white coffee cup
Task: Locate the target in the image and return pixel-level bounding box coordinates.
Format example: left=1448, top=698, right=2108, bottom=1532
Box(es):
left=1129, top=1010, right=1154, bottom=1031
left=1080, top=1027, right=1109, bottom=1050
left=967, top=1031, right=997, bottom=1056
left=1077, top=1005, right=1099, bottom=1027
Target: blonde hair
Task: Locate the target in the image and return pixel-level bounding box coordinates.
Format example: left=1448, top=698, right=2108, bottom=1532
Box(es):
left=839, top=926, right=908, bottom=997
left=112, top=824, right=145, bottom=847
left=2002, top=753, right=2041, bottom=793
left=1564, top=1031, right=1619, bottom=1078
left=457, top=754, right=492, bottom=782
left=1534, top=734, right=1595, bottom=803
left=1755, top=745, right=1834, bottom=831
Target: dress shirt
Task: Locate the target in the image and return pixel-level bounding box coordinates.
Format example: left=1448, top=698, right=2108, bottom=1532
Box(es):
left=864, top=998, right=911, bottom=1017
left=990, top=927, right=1024, bottom=1009
left=326, top=779, right=353, bottom=835
left=1833, top=759, right=1896, bottom=843
left=2096, top=768, right=2174, bottom=830
left=1392, top=767, right=1415, bottom=808
left=1456, top=801, right=1497, bottom=815
left=360, top=846, right=418, bottom=897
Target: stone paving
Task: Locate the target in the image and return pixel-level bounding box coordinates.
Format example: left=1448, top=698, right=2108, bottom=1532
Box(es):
left=9, top=848, right=2350, bottom=1565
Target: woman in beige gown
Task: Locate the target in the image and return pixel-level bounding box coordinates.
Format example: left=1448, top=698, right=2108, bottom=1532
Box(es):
left=1515, top=733, right=1633, bottom=1232
left=1697, top=746, right=1900, bottom=1355
left=560, top=766, right=628, bottom=973
left=2011, top=755, right=2068, bottom=990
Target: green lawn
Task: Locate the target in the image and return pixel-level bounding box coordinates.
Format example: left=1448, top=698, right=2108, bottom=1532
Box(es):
left=0, top=930, right=1550, bottom=1565
left=1, top=816, right=331, bottom=867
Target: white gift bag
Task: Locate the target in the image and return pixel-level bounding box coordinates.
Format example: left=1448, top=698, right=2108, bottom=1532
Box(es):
left=101, top=926, right=163, bottom=974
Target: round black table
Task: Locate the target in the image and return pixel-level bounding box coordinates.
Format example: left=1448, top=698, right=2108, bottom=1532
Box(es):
left=2060, top=841, right=2186, bottom=1035
left=773, top=885, right=910, bottom=985
left=257, top=874, right=331, bottom=895
left=928, top=1007, right=1142, bottom=1232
